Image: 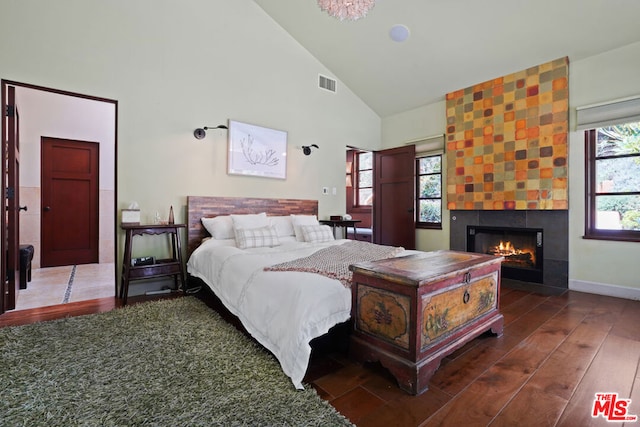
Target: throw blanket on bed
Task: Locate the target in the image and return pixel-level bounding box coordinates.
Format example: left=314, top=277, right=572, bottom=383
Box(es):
left=264, top=240, right=404, bottom=287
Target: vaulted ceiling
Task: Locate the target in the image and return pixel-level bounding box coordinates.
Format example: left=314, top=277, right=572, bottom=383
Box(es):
left=254, top=0, right=640, bottom=118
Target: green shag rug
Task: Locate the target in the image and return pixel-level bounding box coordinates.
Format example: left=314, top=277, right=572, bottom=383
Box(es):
left=0, top=297, right=353, bottom=426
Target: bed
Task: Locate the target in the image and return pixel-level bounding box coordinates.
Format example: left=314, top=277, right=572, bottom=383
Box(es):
left=185, top=196, right=408, bottom=390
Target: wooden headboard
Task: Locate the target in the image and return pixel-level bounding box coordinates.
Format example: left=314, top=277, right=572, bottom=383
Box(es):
left=187, top=196, right=318, bottom=255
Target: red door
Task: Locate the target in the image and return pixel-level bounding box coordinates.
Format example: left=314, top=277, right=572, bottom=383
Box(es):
left=2, top=84, right=21, bottom=312
left=373, top=145, right=416, bottom=249
left=41, top=137, right=99, bottom=267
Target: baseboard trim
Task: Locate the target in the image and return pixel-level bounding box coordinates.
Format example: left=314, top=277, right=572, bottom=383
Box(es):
left=569, top=279, right=640, bottom=301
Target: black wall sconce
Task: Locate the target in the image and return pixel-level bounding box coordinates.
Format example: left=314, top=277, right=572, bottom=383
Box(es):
left=193, top=125, right=228, bottom=140
left=302, top=144, right=319, bottom=155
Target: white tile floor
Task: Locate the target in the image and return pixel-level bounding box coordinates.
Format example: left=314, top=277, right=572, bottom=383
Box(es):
left=14, top=263, right=116, bottom=311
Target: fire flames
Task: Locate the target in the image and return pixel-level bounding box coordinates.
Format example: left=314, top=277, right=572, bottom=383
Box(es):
left=493, top=241, right=522, bottom=256
left=488, top=240, right=535, bottom=267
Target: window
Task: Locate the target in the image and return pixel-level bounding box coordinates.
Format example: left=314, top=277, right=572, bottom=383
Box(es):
left=355, top=151, right=373, bottom=206
left=585, top=122, right=640, bottom=241
left=416, top=154, right=442, bottom=229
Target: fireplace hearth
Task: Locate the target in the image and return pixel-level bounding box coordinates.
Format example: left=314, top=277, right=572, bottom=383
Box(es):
left=467, top=226, right=543, bottom=283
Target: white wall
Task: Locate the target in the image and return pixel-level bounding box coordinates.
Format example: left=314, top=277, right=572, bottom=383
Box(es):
left=0, top=0, right=382, bottom=215
left=7, top=1, right=638, bottom=298
left=382, top=42, right=640, bottom=298
left=567, top=41, right=640, bottom=298
left=382, top=100, right=449, bottom=252
left=1, top=0, right=380, bottom=294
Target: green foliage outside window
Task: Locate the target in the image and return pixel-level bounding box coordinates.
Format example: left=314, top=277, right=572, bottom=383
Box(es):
left=417, top=155, right=442, bottom=225
left=595, top=122, right=640, bottom=231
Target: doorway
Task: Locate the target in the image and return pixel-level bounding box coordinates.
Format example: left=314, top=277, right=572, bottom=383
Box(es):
left=1, top=80, right=117, bottom=314
left=346, top=145, right=416, bottom=249
left=346, top=149, right=373, bottom=239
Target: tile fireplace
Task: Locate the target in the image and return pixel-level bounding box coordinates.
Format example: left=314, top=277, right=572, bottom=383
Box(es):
left=450, top=210, right=568, bottom=288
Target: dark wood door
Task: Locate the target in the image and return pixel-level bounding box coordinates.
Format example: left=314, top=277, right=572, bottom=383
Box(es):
left=2, top=84, right=21, bottom=312
left=373, top=145, right=416, bottom=249
left=41, top=137, right=99, bottom=267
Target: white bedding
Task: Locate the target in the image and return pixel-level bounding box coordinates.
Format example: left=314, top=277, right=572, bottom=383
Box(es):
left=187, top=238, right=356, bottom=389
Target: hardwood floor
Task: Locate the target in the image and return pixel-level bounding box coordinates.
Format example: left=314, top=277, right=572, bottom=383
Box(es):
left=304, top=282, right=640, bottom=427
left=0, top=294, right=171, bottom=328
left=1, top=282, right=639, bottom=426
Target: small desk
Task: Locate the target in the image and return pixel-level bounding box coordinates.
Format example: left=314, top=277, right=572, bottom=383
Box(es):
left=319, top=219, right=361, bottom=240
left=120, top=223, right=186, bottom=304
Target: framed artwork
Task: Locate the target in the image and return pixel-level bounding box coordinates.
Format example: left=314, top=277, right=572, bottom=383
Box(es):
left=227, top=120, right=287, bottom=179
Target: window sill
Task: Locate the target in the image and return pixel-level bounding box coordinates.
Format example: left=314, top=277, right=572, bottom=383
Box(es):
left=582, top=233, right=640, bottom=243
left=416, top=224, right=443, bottom=230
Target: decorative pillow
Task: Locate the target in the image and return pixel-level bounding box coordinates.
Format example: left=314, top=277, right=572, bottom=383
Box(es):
left=300, top=224, right=335, bottom=243
left=201, top=216, right=234, bottom=240
left=290, top=214, right=319, bottom=241
left=234, top=225, right=280, bottom=249
left=231, top=213, right=269, bottom=230
left=269, top=216, right=295, bottom=237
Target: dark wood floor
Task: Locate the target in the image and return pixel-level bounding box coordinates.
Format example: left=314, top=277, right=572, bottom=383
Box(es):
left=2, top=283, right=639, bottom=427
left=304, top=282, right=640, bottom=427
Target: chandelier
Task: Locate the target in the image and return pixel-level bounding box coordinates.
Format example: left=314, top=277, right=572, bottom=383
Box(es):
left=317, top=0, right=375, bottom=21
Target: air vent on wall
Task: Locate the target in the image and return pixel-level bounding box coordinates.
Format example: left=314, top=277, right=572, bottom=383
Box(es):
left=318, top=74, right=337, bottom=93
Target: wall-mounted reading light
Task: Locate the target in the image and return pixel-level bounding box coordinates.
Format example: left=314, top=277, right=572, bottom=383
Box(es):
left=302, top=144, right=319, bottom=156
left=193, top=125, right=228, bottom=140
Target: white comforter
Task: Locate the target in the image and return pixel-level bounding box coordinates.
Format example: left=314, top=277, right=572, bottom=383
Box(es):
left=187, top=238, right=355, bottom=390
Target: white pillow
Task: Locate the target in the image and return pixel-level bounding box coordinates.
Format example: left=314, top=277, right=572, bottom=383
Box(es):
left=269, top=216, right=295, bottom=237
left=231, top=213, right=269, bottom=230
left=201, top=216, right=234, bottom=240
left=300, top=224, right=335, bottom=243
left=234, top=225, right=280, bottom=249
left=290, top=214, right=319, bottom=241
left=278, top=236, right=298, bottom=244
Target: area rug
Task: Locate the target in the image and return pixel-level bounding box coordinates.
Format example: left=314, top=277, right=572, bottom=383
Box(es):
left=0, top=297, right=353, bottom=426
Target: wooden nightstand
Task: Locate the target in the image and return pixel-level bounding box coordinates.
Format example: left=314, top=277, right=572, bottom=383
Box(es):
left=120, top=223, right=186, bottom=304
left=319, top=219, right=362, bottom=239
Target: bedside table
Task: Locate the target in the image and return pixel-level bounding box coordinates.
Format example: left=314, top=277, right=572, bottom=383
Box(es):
left=120, top=223, right=186, bottom=304
left=319, top=219, right=361, bottom=240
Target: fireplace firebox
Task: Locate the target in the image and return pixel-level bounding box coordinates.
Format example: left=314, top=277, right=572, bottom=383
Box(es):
left=467, top=225, right=543, bottom=283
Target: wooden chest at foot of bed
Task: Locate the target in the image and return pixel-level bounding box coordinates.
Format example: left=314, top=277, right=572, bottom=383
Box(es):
left=349, top=250, right=504, bottom=395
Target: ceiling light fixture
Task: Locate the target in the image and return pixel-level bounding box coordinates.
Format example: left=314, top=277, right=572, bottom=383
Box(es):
left=317, top=0, right=375, bottom=21
left=389, top=24, right=410, bottom=42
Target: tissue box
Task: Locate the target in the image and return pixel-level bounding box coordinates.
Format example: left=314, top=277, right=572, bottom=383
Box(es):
left=121, top=209, right=140, bottom=224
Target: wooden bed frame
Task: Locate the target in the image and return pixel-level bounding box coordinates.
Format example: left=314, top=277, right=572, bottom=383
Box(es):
left=186, top=195, right=318, bottom=256
left=185, top=195, right=348, bottom=356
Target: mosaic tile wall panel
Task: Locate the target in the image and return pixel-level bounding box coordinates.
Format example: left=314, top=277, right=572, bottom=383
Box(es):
left=445, top=57, right=569, bottom=210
